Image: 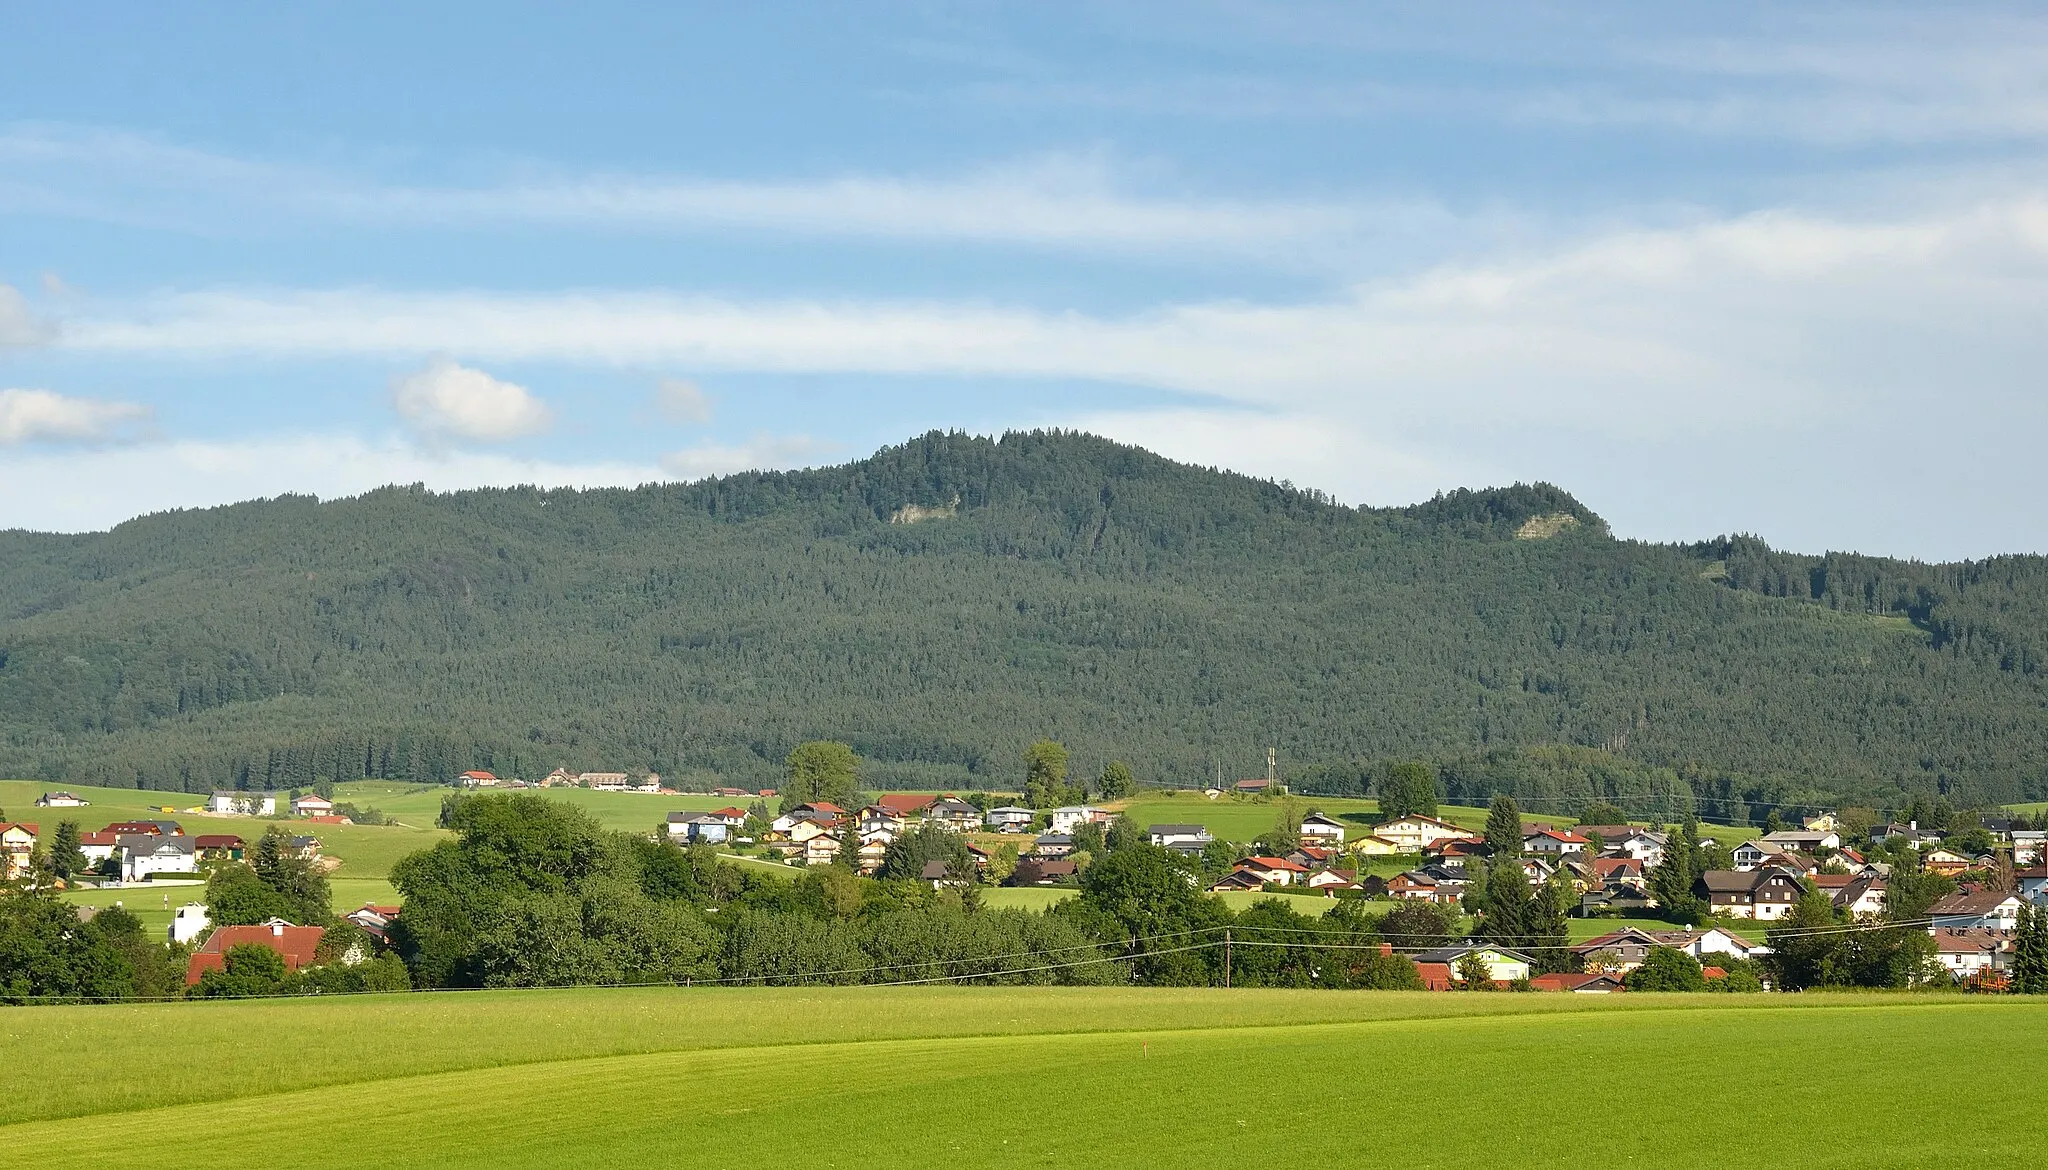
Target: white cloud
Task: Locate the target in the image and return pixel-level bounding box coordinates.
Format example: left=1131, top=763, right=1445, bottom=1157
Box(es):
left=0, top=284, right=54, bottom=346
left=653, top=377, right=714, bottom=425
left=0, top=435, right=665, bottom=533
left=658, top=434, right=828, bottom=480
left=0, top=387, right=154, bottom=445
left=390, top=359, right=553, bottom=442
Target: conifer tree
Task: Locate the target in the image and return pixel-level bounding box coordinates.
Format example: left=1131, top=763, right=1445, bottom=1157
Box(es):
left=1485, top=795, right=1523, bottom=856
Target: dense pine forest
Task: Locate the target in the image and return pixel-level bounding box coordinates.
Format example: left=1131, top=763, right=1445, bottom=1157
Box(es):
left=2, top=430, right=2045, bottom=821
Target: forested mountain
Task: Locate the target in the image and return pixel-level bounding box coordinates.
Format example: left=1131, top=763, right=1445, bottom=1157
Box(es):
left=3, top=430, right=2045, bottom=821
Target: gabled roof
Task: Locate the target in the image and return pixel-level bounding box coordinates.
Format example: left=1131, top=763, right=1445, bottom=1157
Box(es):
left=1530, top=972, right=1625, bottom=992
left=194, top=834, right=244, bottom=848
left=876, top=794, right=937, bottom=816
left=1239, top=855, right=1310, bottom=872
left=1573, top=927, right=1664, bottom=953
left=1524, top=828, right=1589, bottom=845
left=1929, top=889, right=2021, bottom=917
left=1376, top=814, right=1462, bottom=831
left=0, top=821, right=39, bottom=836
left=1299, top=813, right=1346, bottom=828
left=1148, top=823, right=1211, bottom=836
left=1414, top=943, right=1535, bottom=964
left=186, top=923, right=327, bottom=984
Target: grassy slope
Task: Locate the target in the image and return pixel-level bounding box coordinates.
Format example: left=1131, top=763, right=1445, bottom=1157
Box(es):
left=1, top=989, right=2038, bottom=1168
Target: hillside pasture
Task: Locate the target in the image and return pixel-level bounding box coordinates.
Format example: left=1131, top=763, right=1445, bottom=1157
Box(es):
left=0, top=988, right=2038, bottom=1168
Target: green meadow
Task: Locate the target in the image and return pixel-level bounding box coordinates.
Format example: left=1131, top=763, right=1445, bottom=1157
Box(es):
left=0, top=987, right=2038, bottom=1168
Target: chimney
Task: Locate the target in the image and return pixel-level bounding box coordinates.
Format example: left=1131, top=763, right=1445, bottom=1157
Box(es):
left=271, top=923, right=284, bottom=937
left=1378, top=943, right=1393, bottom=957
left=1909, top=821, right=1917, bottom=831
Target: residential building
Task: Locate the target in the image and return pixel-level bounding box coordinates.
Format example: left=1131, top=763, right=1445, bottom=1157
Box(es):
left=1828, top=875, right=1887, bottom=917
left=1047, top=806, right=1107, bottom=834
left=855, top=839, right=889, bottom=875
left=1209, top=870, right=1267, bottom=892
left=666, top=812, right=729, bottom=843
left=580, top=772, right=630, bottom=790
left=1350, top=834, right=1407, bottom=856
left=1927, top=890, right=2023, bottom=931
left=103, top=819, right=182, bottom=837
left=876, top=793, right=938, bottom=820
left=458, top=770, right=500, bottom=787
left=984, top=806, right=1036, bottom=833
left=1647, top=927, right=1769, bottom=962
left=1592, top=856, right=1646, bottom=888
left=1523, top=827, right=1590, bottom=856
left=1148, top=824, right=1214, bottom=853
left=1234, top=856, right=1310, bottom=886
left=1010, top=858, right=1078, bottom=886
left=1530, top=972, right=1626, bottom=993
left=1801, top=813, right=1841, bottom=833
left=207, top=791, right=277, bottom=817
left=1032, top=834, right=1075, bottom=859
left=78, top=830, right=119, bottom=865
left=1413, top=945, right=1533, bottom=985
left=2018, top=867, right=2048, bottom=905
left=1930, top=928, right=2013, bottom=981
left=1232, top=777, right=1275, bottom=796
left=185, top=920, right=327, bottom=985
left=1761, top=829, right=1841, bottom=852
left=194, top=834, right=245, bottom=861
left=1697, top=868, right=1804, bottom=919
left=858, top=806, right=906, bottom=837
left=1371, top=815, right=1471, bottom=852
left=1875, top=822, right=1943, bottom=849
left=119, top=834, right=197, bottom=882
left=288, top=836, right=322, bottom=861
left=710, top=806, right=750, bottom=828
left=33, top=792, right=88, bottom=808
left=1922, top=849, right=1980, bottom=877
left=2011, top=831, right=2047, bottom=866
left=920, top=859, right=966, bottom=889
left=169, top=903, right=212, bottom=946
left=1297, top=813, right=1346, bottom=845
left=291, top=793, right=335, bottom=817
left=1578, top=884, right=1659, bottom=917
left=801, top=836, right=843, bottom=866
left=0, top=822, right=37, bottom=880
left=1305, top=868, right=1359, bottom=891
left=927, top=799, right=982, bottom=830
left=345, top=904, right=402, bottom=944
left=1388, top=871, right=1458, bottom=904
left=1573, top=928, right=1666, bottom=973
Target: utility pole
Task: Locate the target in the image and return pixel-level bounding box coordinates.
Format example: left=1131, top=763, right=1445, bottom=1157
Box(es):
left=1224, top=927, right=1232, bottom=989
left=1267, top=746, right=1277, bottom=785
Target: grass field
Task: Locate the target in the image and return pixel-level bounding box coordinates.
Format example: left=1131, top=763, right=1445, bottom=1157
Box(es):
left=0, top=986, right=2037, bottom=1168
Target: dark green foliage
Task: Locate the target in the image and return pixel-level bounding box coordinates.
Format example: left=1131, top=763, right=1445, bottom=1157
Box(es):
left=1478, top=862, right=1532, bottom=947
left=5, top=431, right=2048, bottom=813
left=1485, top=796, right=1523, bottom=856
left=1072, top=844, right=1229, bottom=984
left=1376, top=762, right=1439, bottom=821
left=1647, top=819, right=1709, bottom=925
left=1525, top=879, right=1573, bottom=974
left=192, top=943, right=288, bottom=998
left=781, top=742, right=860, bottom=814
left=1022, top=740, right=1079, bottom=808
left=47, top=822, right=84, bottom=881
left=1625, top=947, right=1706, bottom=991
left=0, top=889, right=142, bottom=1002
left=245, top=827, right=331, bottom=924
left=2014, top=904, right=2048, bottom=994
left=1377, top=900, right=1457, bottom=951
left=205, top=864, right=305, bottom=927
left=1766, top=890, right=1848, bottom=990
left=1095, top=761, right=1136, bottom=800
left=880, top=822, right=971, bottom=881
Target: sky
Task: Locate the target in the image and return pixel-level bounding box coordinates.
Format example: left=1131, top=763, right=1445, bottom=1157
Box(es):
left=2, top=2, right=2045, bottom=559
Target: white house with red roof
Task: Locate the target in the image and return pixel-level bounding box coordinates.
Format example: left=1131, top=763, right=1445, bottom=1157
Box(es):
left=1234, top=856, right=1311, bottom=886
left=1522, top=827, right=1589, bottom=855
left=1371, top=815, right=1470, bottom=852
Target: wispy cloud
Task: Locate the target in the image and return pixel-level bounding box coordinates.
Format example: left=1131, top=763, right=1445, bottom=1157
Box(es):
left=390, top=359, right=553, bottom=442
left=0, top=284, right=56, bottom=346
left=0, top=388, right=155, bottom=445
left=658, top=433, right=828, bottom=480
left=0, top=126, right=1417, bottom=263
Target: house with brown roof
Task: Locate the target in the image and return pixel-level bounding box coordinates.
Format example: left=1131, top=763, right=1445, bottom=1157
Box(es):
left=876, top=793, right=937, bottom=819
left=1591, top=856, right=1646, bottom=888
left=1530, top=972, right=1625, bottom=993
left=1929, top=928, right=2013, bottom=982
left=185, top=920, right=328, bottom=985
left=1647, top=927, right=1768, bottom=961
left=1928, top=889, right=2023, bottom=931
left=1010, top=858, right=1078, bottom=886
left=1696, top=867, right=1803, bottom=919
left=0, top=822, right=37, bottom=880
left=1235, top=856, right=1311, bottom=886
left=458, top=770, right=500, bottom=787
left=291, top=793, right=336, bottom=817
left=1387, top=871, right=1459, bottom=904
left=194, top=834, right=245, bottom=861
left=1209, top=869, right=1268, bottom=892
left=1572, top=927, right=1667, bottom=973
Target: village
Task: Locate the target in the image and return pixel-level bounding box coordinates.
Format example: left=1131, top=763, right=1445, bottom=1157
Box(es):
left=11, top=766, right=2043, bottom=996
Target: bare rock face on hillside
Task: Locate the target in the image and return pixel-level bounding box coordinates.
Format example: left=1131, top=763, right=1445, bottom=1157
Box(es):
left=1515, top=513, right=1582, bottom=540
left=890, top=494, right=961, bottom=524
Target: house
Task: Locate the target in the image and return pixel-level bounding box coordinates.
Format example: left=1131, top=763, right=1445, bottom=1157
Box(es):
left=1930, top=928, right=2013, bottom=981
left=1697, top=868, right=1804, bottom=919
left=1305, top=868, right=1360, bottom=891
left=1148, top=824, right=1214, bottom=853
left=927, top=799, right=982, bottom=830
left=458, top=770, right=500, bottom=787
left=194, top=834, right=245, bottom=861
left=1388, top=871, right=1456, bottom=904
left=2011, top=831, right=2047, bottom=866
left=1573, top=928, right=1666, bottom=973
left=289, top=836, right=322, bottom=861
left=1927, top=889, right=2023, bottom=931
left=103, top=819, right=182, bottom=837
left=119, top=834, right=197, bottom=882
left=875, top=793, right=937, bottom=820
left=1592, top=856, right=1646, bottom=887
left=185, top=920, right=327, bottom=986
left=169, top=902, right=212, bottom=945
left=1413, top=944, right=1533, bottom=985
left=580, top=772, right=630, bottom=790
left=1875, top=822, right=1943, bottom=849
left=984, top=806, right=1036, bottom=833
left=1731, top=840, right=1777, bottom=870
left=1371, top=815, right=1472, bottom=852
left=344, top=903, right=402, bottom=943
left=1828, top=875, right=1887, bottom=917
left=1600, top=830, right=1668, bottom=868
left=1048, top=806, right=1108, bottom=834
left=1235, top=856, right=1311, bottom=886
left=2019, top=867, right=2048, bottom=905
left=858, top=806, right=906, bottom=837
left=541, top=768, right=576, bottom=787
left=1523, top=828, right=1590, bottom=856
left=710, top=806, right=750, bottom=828
left=665, top=812, right=728, bottom=843
left=1516, top=857, right=1557, bottom=885
left=291, top=793, right=335, bottom=817
left=1577, top=883, right=1660, bottom=917
left=1298, top=813, right=1346, bottom=845
left=1290, top=845, right=1337, bottom=869
left=1010, top=858, right=1078, bottom=886
left=1209, top=869, right=1268, bottom=892
left=635, top=774, right=663, bottom=793
left=854, top=839, right=889, bottom=874
left=78, top=830, right=120, bottom=865
left=1648, top=927, right=1769, bottom=961
left=207, top=791, right=277, bottom=817
left=1351, top=834, right=1409, bottom=857
left=772, top=803, right=847, bottom=834
left=801, top=835, right=843, bottom=866
left=1530, top=972, right=1626, bottom=993
left=1921, top=849, right=1978, bottom=877
left=1232, top=777, right=1276, bottom=796
left=787, top=820, right=836, bottom=845
left=1032, top=834, right=1076, bottom=859
left=1761, top=829, right=1841, bottom=852
left=919, top=859, right=967, bottom=889
left=0, top=823, right=37, bottom=880
left=34, top=792, right=88, bottom=808
left=1801, top=813, right=1841, bottom=833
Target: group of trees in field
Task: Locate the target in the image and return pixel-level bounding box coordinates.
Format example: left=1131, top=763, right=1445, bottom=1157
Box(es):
left=3, top=430, right=2047, bottom=823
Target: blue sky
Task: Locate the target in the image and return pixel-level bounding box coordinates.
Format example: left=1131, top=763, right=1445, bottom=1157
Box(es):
left=3, top=2, right=2046, bottom=558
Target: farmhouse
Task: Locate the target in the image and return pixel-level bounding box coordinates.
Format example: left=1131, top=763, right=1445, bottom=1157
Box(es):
left=1573, top=928, right=1666, bottom=973
left=194, top=834, right=245, bottom=861
left=290, top=793, right=335, bottom=817
left=33, top=792, right=88, bottom=807
left=207, top=791, right=277, bottom=817
left=458, top=770, right=500, bottom=787
left=666, top=812, right=728, bottom=843
left=0, top=823, right=37, bottom=880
